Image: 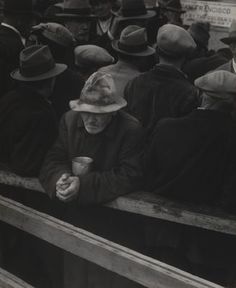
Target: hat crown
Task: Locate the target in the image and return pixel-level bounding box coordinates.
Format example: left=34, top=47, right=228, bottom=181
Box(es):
left=120, top=0, right=147, bottom=16
left=19, top=45, right=55, bottom=78
left=119, top=25, right=147, bottom=46
left=195, top=70, right=236, bottom=99
left=158, top=0, right=182, bottom=11
left=80, top=72, right=116, bottom=106
left=188, top=21, right=210, bottom=47
left=40, top=22, right=74, bottom=47
left=74, top=45, right=114, bottom=68
left=157, top=24, right=196, bottom=57
left=3, top=0, right=33, bottom=14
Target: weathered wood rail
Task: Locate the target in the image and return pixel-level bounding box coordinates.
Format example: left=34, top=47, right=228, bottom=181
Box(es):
left=0, top=170, right=236, bottom=236
left=0, top=194, right=223, bottom=288
left=0, top=267, right=34, bottom=288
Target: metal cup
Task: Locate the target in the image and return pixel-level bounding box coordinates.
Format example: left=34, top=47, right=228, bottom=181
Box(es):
left=72, top=156, right=93, bottom=176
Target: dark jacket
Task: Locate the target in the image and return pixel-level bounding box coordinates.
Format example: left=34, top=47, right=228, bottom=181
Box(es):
left=40, top=110, right=144, bottom=205
left=145, top=109, right=236, bottom=206
left=0, top=86, right=58, bottom=177
left=0, top=25, right=25, bottom=98
left=50, top=68, right=84, bottom=120
left=124, top=64, right=200, bottom=133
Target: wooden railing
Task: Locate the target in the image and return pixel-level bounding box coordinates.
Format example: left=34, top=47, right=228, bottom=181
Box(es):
left=0, top=194, right=223, bottom=288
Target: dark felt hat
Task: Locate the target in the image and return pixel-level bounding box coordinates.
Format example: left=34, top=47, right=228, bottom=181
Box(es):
left=221, top=20, right=236, bottom=45
left=112, top=25, right=155, bottom=56
left=112, top=0, right=156, bottom=20
left=55, top=0, right=95, bottom=19
left=11, top=45, right=67, bottom=81
left=188, top=21, right=210, bottom=48
left=158, top=0, right=185, bottom=13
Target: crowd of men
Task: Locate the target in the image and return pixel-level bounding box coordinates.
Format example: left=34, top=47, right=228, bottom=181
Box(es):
left=1, top=0, right=236, bottom=287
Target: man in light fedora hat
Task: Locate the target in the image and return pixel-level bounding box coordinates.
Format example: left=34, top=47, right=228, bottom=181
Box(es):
left=125, top=23, right=199, bottom=134
left=0, top=0, right=40, bottom=98
left=0, top=45, right=67, bottom=177
left=100, top=25, right=155, bottom=98
left=40, top=70, right=144, bottom=288
left=216, top=20, right=236, bottom=73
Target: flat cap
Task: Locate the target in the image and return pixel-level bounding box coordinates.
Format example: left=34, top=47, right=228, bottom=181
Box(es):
left=74, top=45, right=114, bottom=68
left=157, top=24, right=196, bottom=57
left=194, top=70, right=236, bottom=99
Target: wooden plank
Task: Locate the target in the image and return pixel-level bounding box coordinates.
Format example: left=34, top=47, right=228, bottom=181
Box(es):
left=0, top=195, right=223, bottom=288
left=107, top=192, right=236, bottom=236
left=1, top=170, right=236, bottom=236
left=0, top=267, right=34, bottom=288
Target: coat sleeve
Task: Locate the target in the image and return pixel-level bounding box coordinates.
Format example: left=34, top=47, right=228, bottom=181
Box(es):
left=10, top=111, right=58, bottom=177
left=77, top=125, right=145, bottom=206
left=39, top=115, right=72, bottom=198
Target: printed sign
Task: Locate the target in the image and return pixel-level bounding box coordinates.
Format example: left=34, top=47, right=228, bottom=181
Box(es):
left=181, top=0, right=236, bottom=28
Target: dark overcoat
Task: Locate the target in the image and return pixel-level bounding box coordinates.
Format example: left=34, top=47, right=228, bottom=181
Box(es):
left=0, top=25, right=24, bottom=98
left=145, top=109, right=236, bottom=205
left=0, top=86, right=58, bottom=177
left=124, top=64, right=200, bottom=133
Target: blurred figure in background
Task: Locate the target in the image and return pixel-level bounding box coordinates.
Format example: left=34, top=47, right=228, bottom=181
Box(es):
left=158, top=0, right=185, bottom=26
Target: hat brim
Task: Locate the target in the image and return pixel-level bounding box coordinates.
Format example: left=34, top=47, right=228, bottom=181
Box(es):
left=112, top=40, right=155, bottom=56
left=55, top=13, right=96, bottom=19
left=69, top=98, right=127, bottom=113
left=220, top=37, right=236, bottom=45
left=111, top=9, right=156, bottom=20
left=11, top=63, right=67, bottom=82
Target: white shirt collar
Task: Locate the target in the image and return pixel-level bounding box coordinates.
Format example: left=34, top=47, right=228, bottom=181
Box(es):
left=1, top=23, right=25, bottom=45
left=232, top=58, right=236, bottom=73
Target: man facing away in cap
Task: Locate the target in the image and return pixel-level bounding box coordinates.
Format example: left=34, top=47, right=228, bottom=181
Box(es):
left=144, top=71, right=236, bottom=285
left=125, top=23, right=200, bottom=134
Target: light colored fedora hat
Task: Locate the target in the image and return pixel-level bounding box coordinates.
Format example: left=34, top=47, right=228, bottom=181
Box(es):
left=112, top=25, right=155, bottom=56
left=221, top=20, right=236, bottom=45
left=11, top=45, right=67, bottom=81
left=70, top=71, right=127, bottom=113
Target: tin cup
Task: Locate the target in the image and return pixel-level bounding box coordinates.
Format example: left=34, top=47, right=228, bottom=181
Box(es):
left=72, top=156, right=93, bottom=176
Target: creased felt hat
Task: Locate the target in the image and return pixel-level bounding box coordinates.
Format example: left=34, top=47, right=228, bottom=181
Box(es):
left=157, top=24, right=196, bottom=57
left=188, top=21, right=210, bottom=48
left=112, top=25, right=155, bottom=56
left=55, top=0, right=95, bottom=19
left=194, top=70, right=236, bottom=99
left=31, top=22, right=75, bottom=47
left=112, top=0, right=156, bottom=20
left=74, top=45, right=114, bottom=68
left=3, top=0, right=39, bottom=17
left=11, top=45, right=67, bottom=82
left=158, top=0, right=185, bottom=13
left=70, top=71, right=127, bottom=113
left=221, top=20, right=236, bottom=45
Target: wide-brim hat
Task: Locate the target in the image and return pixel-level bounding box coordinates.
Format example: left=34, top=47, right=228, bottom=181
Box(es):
left=11, top=45, right=67, bottom=82
left=70, top=72, right=127, bottom=113
left=112, top=25, right=155, bottom=56
left=112, top=0, right=156, bottom=20
left=54, top=0, right=96, bottom=19
left=221, top=20, right=236, bottom=45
